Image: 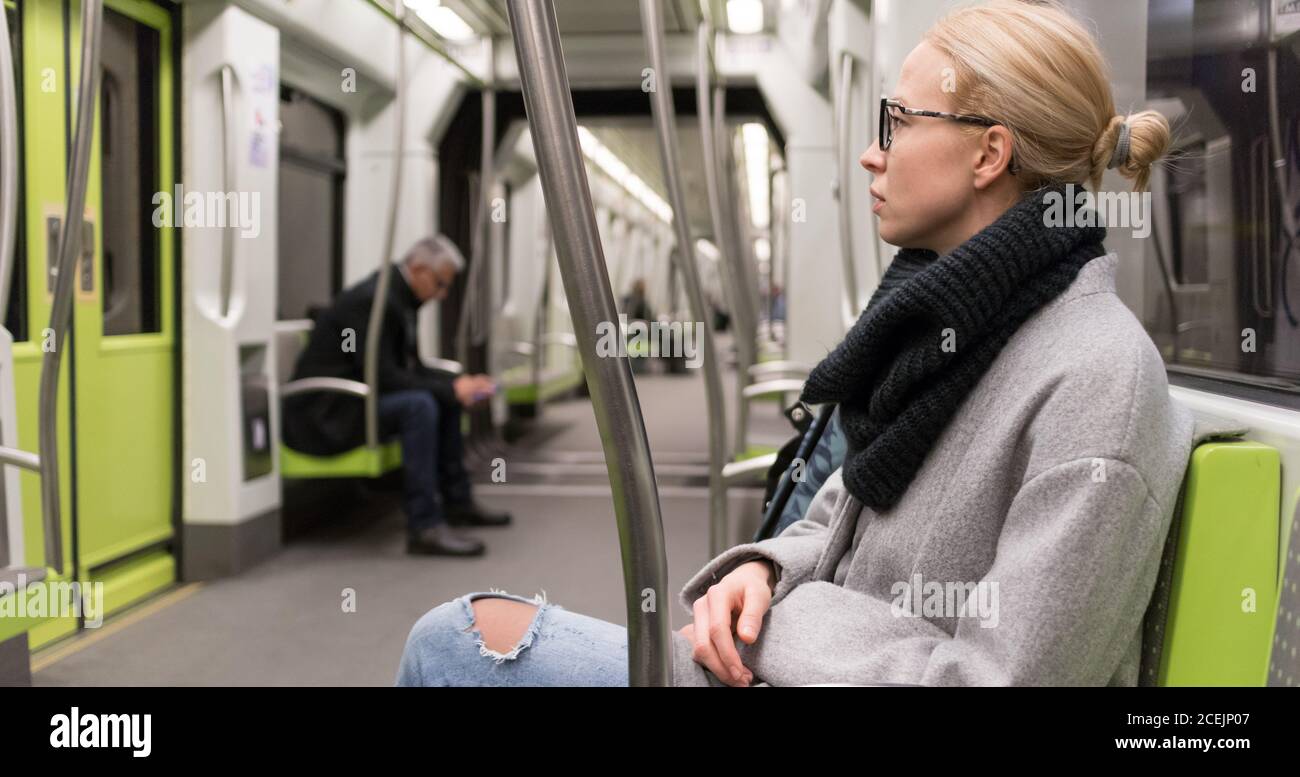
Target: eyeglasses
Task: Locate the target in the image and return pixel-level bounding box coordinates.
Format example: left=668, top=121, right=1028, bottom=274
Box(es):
left=878, top=97, right=1001, bottom=151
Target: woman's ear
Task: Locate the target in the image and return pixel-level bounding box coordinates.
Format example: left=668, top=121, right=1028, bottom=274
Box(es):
left=972, top=125, right=1016, bottom=189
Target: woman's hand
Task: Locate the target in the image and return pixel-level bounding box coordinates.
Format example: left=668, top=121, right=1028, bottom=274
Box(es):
left=679, top=559, right=776, bottom=687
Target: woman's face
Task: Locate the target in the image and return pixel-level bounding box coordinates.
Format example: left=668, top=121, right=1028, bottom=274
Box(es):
left=860, top=41, right=985, bottom=253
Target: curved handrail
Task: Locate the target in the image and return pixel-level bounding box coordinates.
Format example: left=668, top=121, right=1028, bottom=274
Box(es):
left=507, top=0, right=672, bottom=687
left=747, top=360, right=813, bottom=379
left=218, top=64, right=238, bottom=317
left=362, top=0, right=407, bottom=450
left=834, top=50, right=859, bottom=323
left=279, top=377, right=371, bottom=399
left=742, top=377, right=805, bottom=400
left=39, top=0, right=103, bottom=574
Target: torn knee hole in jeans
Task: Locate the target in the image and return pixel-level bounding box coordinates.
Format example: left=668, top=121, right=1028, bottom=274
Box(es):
left=463, top=588, right=549, bottom=663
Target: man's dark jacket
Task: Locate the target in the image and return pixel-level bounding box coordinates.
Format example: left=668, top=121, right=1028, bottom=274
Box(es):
left=283, top=269, right=457, bottom=455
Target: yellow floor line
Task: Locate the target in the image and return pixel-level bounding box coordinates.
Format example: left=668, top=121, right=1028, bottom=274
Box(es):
left=30, top=582, right=206, bottom=674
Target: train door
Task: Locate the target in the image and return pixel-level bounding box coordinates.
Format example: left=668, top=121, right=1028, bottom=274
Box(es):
left=71, top=0, right=174, bottom=620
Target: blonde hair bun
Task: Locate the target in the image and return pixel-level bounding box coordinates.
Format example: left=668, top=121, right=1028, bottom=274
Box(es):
left=927, top=0, right=1170, bottom=193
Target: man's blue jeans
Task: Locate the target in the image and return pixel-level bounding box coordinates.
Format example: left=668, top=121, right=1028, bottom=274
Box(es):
left=377, top=390, right=471, bottom=533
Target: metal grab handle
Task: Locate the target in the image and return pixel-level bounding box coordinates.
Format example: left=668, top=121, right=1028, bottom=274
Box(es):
left=1266, top=45, right=1296, bottom=320
left=721, top=452, right=778, bottom=486
left=1249, top=134, right=1274, bottom=319
left=834, top=51, right=860, bottom=320
left=507, top=0, right=672, bottom=687
left=742, top=377, right=805, bottom=400
left=0, top=5, right=18, bottom=322
left=748, top=360, right=813, bottom=379
left=279, top=377, right=371, bottom=399
left=0, top=446, right=41, bottom=472
left=218, top=64, right=238, bottom=318
left=39, top=0, right=103, bottom=575
left=362, top=0, right=406, bottom=450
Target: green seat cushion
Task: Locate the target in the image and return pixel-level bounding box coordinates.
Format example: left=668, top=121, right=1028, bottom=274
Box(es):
left=280, top=440, right=403, bottom=479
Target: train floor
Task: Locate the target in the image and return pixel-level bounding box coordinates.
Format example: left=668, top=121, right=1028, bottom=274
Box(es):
left=30, top=342, right=794, bottom=685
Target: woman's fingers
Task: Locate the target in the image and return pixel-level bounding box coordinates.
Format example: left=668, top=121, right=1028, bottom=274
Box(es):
left=691, top=595, right=747, bottom=687
left=735, top=581, right=771, bottom=645
left=707, top=585, right=750, bottom=685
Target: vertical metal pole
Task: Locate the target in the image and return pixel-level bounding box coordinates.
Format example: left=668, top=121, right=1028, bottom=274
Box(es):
left=506, top=0, right=672, bottom=686
left=713, top=85, right=756, bottom=456
left=834, top=51, right=860, bottom=319
left=0, top=4, right=14, bottom=573
left=39, top=0, right=102, bottom=573
left=363, top=0, right=406, bottom=450
left=696, top=23, right=747, bottom=460
left=457, top=37, right=496, bottom=365
left=0, top=5, right=19, bottom=323
left=641, top=0, right=729, bottom=557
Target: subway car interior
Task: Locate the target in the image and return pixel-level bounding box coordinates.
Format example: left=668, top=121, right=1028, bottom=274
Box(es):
left=0, top=0, right=1298, bottom=688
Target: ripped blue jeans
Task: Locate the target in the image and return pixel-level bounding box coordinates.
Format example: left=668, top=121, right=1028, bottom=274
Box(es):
left=395, top=591, right=629, bottom=686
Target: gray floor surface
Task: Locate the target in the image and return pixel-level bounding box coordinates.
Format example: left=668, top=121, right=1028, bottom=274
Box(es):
left=33, top=357, right=789, bottom=686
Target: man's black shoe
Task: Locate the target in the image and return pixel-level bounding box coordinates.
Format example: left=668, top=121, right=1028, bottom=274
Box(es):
left=406, top=524, right=486, bottom=556
left=445, top=500, right=513, bottom=528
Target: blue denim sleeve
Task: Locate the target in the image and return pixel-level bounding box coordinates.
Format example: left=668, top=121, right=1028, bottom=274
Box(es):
left=774, top=410, right=846, bottom=536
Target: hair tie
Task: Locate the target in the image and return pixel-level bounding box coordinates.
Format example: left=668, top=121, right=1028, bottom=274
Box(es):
left=1107, top=120, right=1131, bottom=170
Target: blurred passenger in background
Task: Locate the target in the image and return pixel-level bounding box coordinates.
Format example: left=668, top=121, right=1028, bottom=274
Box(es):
left=284, top=235, right=510, bottom=557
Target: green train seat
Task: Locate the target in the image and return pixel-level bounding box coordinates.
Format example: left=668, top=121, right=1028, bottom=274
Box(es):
left=1141, top=441, right=1281, bottom=686
left=275, top=324, right=403, bottom=480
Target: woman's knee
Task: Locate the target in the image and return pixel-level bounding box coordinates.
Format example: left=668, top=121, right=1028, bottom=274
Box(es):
left=395, top=593, right=546, bottom=686
left=470, top=597, right=540, bottom=655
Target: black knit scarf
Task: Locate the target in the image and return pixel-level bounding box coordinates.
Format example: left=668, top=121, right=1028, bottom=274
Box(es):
left=800, top=183, right=1107, bottom=511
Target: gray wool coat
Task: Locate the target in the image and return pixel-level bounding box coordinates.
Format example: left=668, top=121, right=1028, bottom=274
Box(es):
left=670, top=253, right=1199, bottom=686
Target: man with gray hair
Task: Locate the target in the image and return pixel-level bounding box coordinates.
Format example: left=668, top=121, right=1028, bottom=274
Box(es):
left=284, top=235, right=511, bottom=557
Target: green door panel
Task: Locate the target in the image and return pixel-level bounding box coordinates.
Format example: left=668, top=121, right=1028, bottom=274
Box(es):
left=71, top=0, right=174, bottom=606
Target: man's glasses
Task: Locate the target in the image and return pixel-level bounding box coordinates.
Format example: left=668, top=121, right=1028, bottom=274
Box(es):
left=878, top=97, right=1001, bottom=152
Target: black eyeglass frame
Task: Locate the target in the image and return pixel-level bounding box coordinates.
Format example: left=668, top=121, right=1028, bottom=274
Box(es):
left=878, top=97, right=1018, bottom=174
left=881, top=94, right=1008, bottom=143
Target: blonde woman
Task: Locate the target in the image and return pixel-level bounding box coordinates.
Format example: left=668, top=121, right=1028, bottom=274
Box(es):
left=396, top=0, right=1193, bottom=687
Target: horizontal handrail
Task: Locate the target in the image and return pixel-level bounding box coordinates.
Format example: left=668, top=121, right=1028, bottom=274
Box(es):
left=721, top=452, right=778, bottom=486
left=280, top=377, right=371, bottom=399
left=742, top=378, right=806, bottom=400
left=747, top=360, right=813, bottom=379
left=0, top=445, right=40, bottom=472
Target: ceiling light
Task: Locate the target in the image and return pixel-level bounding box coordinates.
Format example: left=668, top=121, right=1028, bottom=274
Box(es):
left=742, top=122, right=770, bottom=229
left=407, top=0, right=476, bottom=41
left=577, top=126, right=673, bottom=223
left=726, top=0, right=764, bottom=34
